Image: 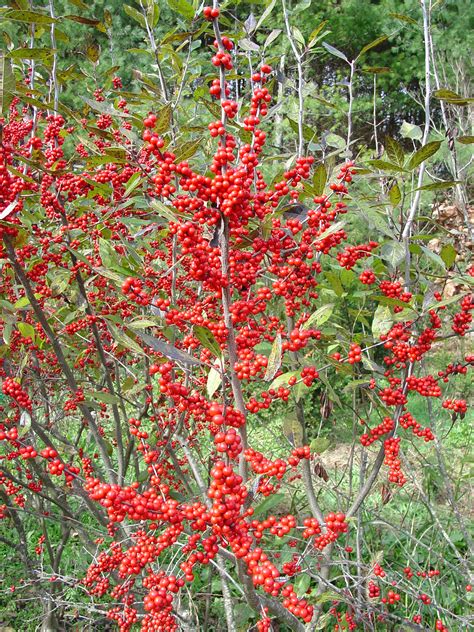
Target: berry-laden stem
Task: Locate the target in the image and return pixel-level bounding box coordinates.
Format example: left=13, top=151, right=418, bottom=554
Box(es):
left=211, top=3, right=249, bottom=483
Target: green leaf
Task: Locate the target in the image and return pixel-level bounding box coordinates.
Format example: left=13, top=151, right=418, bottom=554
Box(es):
left=4, top=10, right=57, bottom=24
left=123, top=4, right=146, bottom=28
left=421, top=246, right=446, bottom=270
left=294, top=573, right=311, bottom=596
left=433, top=89, right=471, bottom=106
left=357, top=35, right=388, bottom=59
left=153, top=104, right=172, bottom=134
left=167, top=0, right=194, bottom=20
left=133, top=330, right=202, bottom=365
left=388, top=183, right=401, bottom=207
left=150, top=200, right=177, bottom=222
left=14, top=296, right=30, bottom=309
left=389, top=12, right=417, bottom=25
left=256, top=0, right=277, bottom=29
left=88, top=391, right=121, bottom=404
left=385, top=136, right=404, bottom=166
left=308, top=21, right=328, bottom=48
left=122, top=172, right=143, bottom=197
left=9, top=48, right=55, bottom=63
left=128, top=318, right=161, bottom=329
left=325, top=133, right=345, bottom=149
left=416, top=180, right=460, bottom=191
left=269, top=370, right=299, bottom=391
left=316, top=220, right=346, bottom=244
left=17, top=322, right=35, bottom=339
left=83, top=97, right=129, bottom=118
left=302, top=303, right=334, bottom=330
left=253, top=493, right=286, bottom=517
left=362, top=66, right=390, bottom=74
left=0, top=52, right=15, bottom=115
left=263, top=29, right=282, bottom=49
left=361, top=356, right=384, bottom=374
left=206, top=366, right=222, bottom=398
left=400, top=120, right=422, bottom=140
left=322, top=42, right=349, bottom=63
left=440, top=244, right=456, bottom=268
left=283, top=413, right=303, bottom=447
left=368, top=159, right=406, bottom=173
left=287, top=117, right=314, bottom=142
left=324, top=271, right=344, bottom=297
left=193, top=325, right=222, bottom=358
left=380, top=240, right=405, bottom=269
left=85, top=42, right=100, bottom=64
left=457, top=136, right=474, bottom=144
left=238, top=38, right=260, bottom=52
left=310, top=437, right=330, bottom=453
left=108, top=323, right=145, bottom=355
left=264, top=332, right=282, bottom=382
left=174, top=137, right=203, bottom=162
left=372, top=304, right=393, bottom=338
left=313, top=163, right=327, bottom=196
left=408, top=141, right=442, bottom=170
left=3, top=321, right=12, bottom=345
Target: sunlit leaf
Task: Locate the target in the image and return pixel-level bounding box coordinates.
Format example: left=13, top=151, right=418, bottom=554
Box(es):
left=0, top=51, right=15, bottom=115
left=372, top=304, right=393, bottom=338
left=264, top=332, right=282, bottom=382
left=400, top=120, right=422, bottom=140
left=302, top=303, right=334, bottom=330
left=167, top=0, right=194, bottom=20
left=256, top=0, right=277, bottom=29
left=206, top=365, right=222, bottom=398
left=380, top=240, right=405, bottom=269
left=433, top=89, right=472, bottom=106
left=322, top=42, right=349, bottom=63
left=357, top=35, right=388, bottom=59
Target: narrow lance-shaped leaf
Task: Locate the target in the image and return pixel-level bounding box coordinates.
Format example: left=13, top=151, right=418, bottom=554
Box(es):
left=357, top=35, right=388, bottom=60
left=308, top=21, right=328, bottom=48
left=0, top=52, right=15, bottom=115
left=416, top=181, right=460, bottom=192
left=4, top=10, right=58, bottom=24
left=322, top=42, right=349, bottom=63
left=433, top=89, right=472, bottom=106
left=133, top=330, right=202, bottom=365
left=256, top=0, right=277, bottom=29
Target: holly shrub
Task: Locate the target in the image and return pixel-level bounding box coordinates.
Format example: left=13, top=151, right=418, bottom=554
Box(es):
left=0, top=2, right=472, bottom=631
